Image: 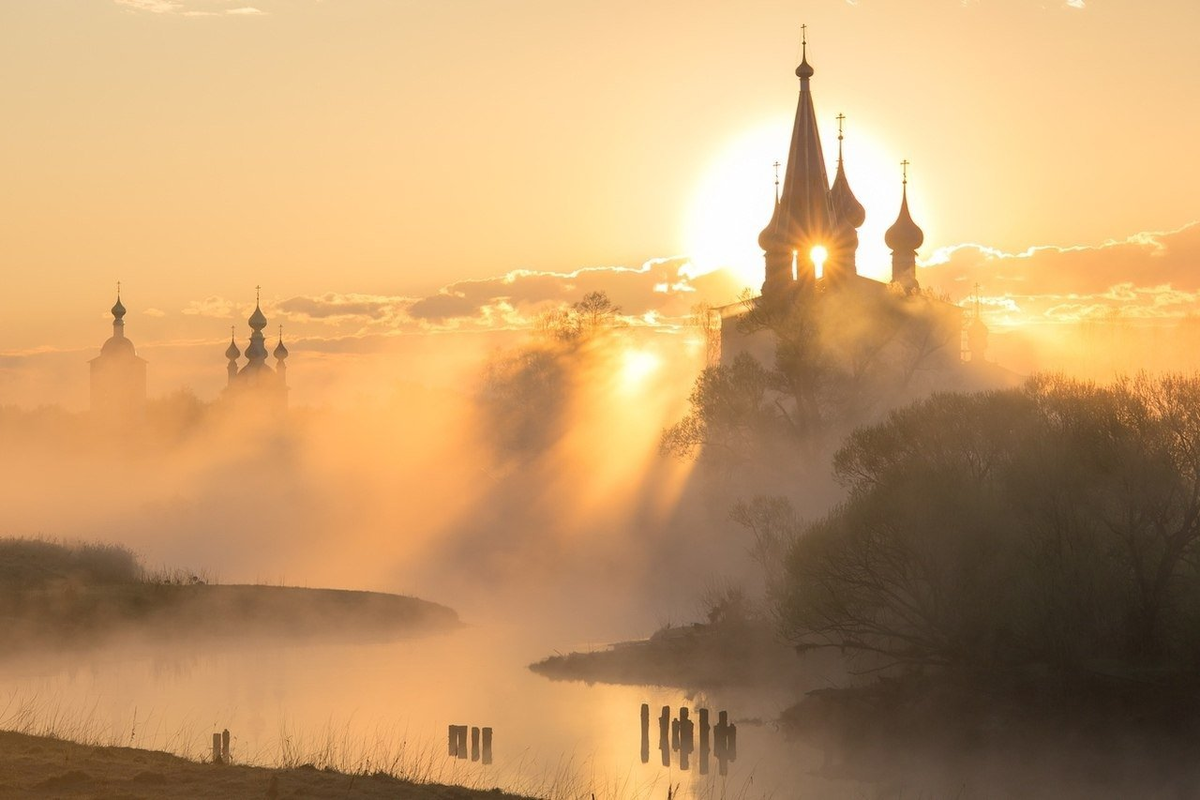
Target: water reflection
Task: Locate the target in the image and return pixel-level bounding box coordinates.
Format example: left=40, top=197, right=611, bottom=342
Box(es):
left=0, top=625, right=844, bottom=798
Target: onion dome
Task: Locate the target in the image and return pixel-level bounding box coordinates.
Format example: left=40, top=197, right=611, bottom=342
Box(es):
left=273, top=335, right=288, bottom=361
left=796, top=27, right=814, bottom=80
left=885, top=184, right=924, bottom=252
left=225, top=335, right=241, bottom=360
left=758, top=199, right=787, bottom=251
left=111, top=296, right=126, bottom=320
left=830, top=162, right=865, bottom=230
left=249, top=303, right=267, bottom=332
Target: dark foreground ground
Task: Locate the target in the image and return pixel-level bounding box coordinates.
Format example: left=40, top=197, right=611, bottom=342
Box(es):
left=0, top=731, right=530, bottom=800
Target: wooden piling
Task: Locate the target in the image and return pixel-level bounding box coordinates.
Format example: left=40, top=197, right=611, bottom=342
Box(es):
left=456, top=726, right=468, bottom=759
left=659, top=706, right=670, bottom=767
left=728, top=722, right=737, bottom=762
left=221, top=729, right=230, bottom=765
left=698, top=708, right=710, bottom=775
left=471, top=726, right=480, bottom=762
left=678, top=708, right=694, bottom=771
left=481, top=727, right=493, bottom=765
left=212, top=733, right=222, bottom=765
left=448, top=725, right=458, bottom=757
left=640, top=703, right=650, bottom=764
left=714, top=711, right=730, bottom=776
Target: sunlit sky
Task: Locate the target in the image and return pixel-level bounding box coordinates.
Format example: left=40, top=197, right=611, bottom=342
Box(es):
left=1, top=0, right=1198, bottom=398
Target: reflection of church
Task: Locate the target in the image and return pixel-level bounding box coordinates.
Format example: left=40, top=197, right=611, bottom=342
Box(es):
left=721, top=35, right=998, bottom=377
left=88, top=288, right=291, bottom=424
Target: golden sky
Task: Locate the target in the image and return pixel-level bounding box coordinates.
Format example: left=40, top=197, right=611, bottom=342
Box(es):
left=1, top=0, right=1198, bottom=404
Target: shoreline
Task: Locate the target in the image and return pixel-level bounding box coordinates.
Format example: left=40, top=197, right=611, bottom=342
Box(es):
left=0, top=729, right=533, bottom=799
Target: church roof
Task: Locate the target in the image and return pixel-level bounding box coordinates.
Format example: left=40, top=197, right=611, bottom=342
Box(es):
left=759, top=36, right=834, bottom=251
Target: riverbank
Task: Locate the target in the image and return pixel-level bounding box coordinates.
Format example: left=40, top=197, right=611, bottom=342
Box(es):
left=0, top=730, right=531, bottom=799
left=0, top=539, right=460, bottom=654
left=530, top=619, right=834, bottom=691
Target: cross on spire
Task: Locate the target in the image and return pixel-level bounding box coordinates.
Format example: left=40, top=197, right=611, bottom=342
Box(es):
left=772, top=160, right=781, bottom=202
left=255, top=285, right=262, bottom=305
left=901, top=159, right=910, bottom=184
left=116, top=280, right=121, bottom=299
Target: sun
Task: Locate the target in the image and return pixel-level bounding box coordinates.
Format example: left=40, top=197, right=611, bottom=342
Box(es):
left=683, top=115, right=924, bottom=287
left=619, top=349, right=660, bottom=393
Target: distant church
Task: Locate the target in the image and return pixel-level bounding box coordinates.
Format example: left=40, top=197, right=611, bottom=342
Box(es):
left=721, top=34, right=999, bottom=383
left=88, top=287, right=291, bottom=423
left=223, top=289, right=290, bottom=411
left=89, top=290, right=147, bottom=426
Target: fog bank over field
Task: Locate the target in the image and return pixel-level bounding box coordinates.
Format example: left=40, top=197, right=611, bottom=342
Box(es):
left=0, top=322, right=748, bottom=637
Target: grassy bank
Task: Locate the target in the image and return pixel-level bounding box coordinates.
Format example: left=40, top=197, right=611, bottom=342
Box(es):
left=0, top=729, right=531, bottom=799
left=0, top=538, right=459, bottom=653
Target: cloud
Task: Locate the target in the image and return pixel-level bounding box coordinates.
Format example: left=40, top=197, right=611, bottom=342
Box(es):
left=277, top=293, right=413, bottom=326
left=143, top=308, right=167, bottom=318
left=113, top=0, right=265, bottom=16
left=920, top=222, right=1200, bottom=326
left=274, top=257, right=747, bottom=335
left=182, top=296, right=236, bottom=319
left=1066, top=0, right=1085, bottom=8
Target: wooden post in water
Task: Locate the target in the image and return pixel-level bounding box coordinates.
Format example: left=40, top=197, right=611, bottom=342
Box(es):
left=658, top=706, right=670, bottom=767
left=670, top=717, right=679, bottom=752
left=456, top=726, right=468, bottom=759
left=212, top=733, right=223, bottom=765
left=482, top=727, right=493, bottom=765
left=698, top=708, right=710, bottom=775
left=471, top=727, right=480, bottom=762
left=728, top=721, right=737, bottom=762
left=714, top=711, right=730, bottom=776
left=221, top=729, right=230, bottom=765
left=448, top=725, right=458, bottom=757
left=678, top=708, right=694, bottom=771
left=640, top=703, right=650, bottom=764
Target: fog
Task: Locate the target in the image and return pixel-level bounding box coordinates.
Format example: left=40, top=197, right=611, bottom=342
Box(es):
left=0, top=322, right=753, bottom=634
left=8, top=296, right=1200, bottom=798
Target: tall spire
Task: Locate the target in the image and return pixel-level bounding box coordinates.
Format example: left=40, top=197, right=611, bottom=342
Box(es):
left=758, top=23, right=835, bottom=299
left=886, top=161, right=925, bottom=292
